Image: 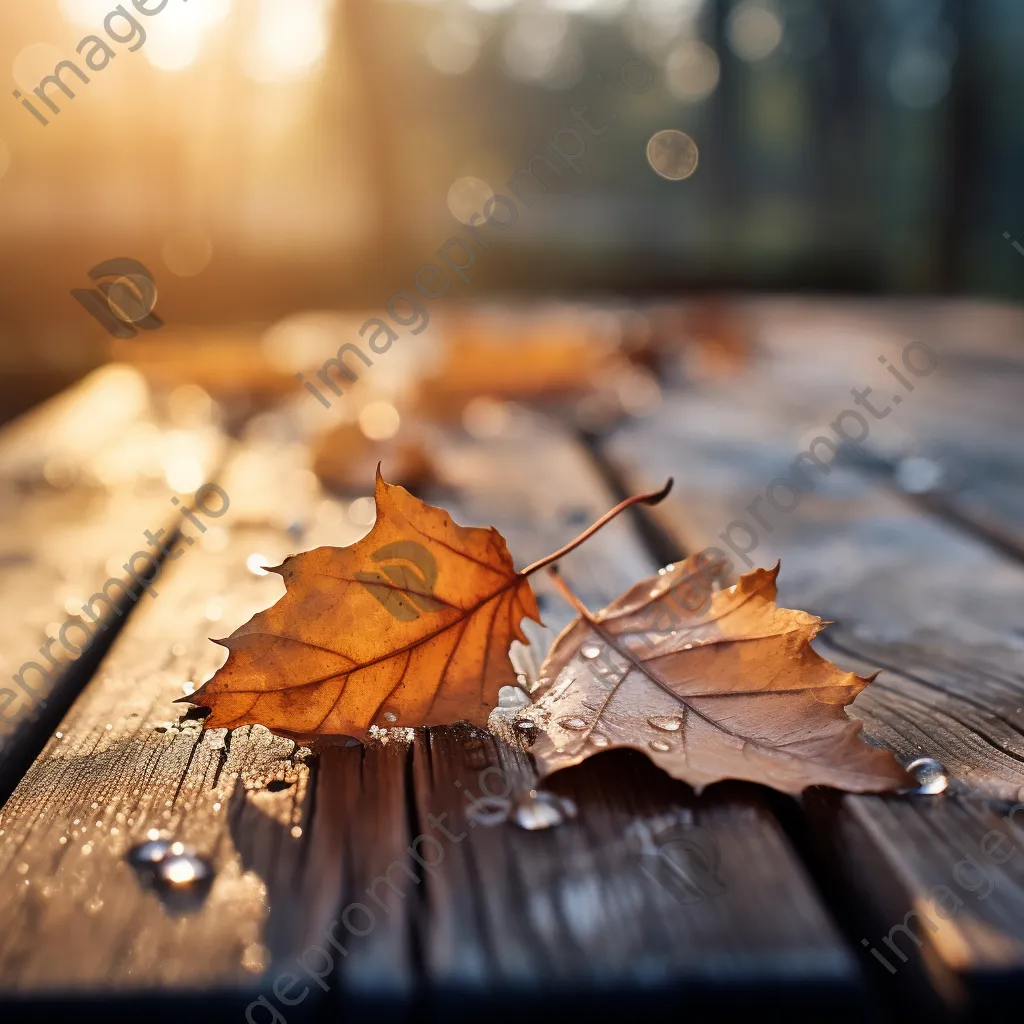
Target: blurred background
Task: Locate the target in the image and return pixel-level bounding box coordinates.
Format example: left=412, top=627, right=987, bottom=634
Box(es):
left=1, top=0, right=1023, bottom=427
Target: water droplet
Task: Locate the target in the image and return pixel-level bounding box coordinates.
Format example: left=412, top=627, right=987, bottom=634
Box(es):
left=55, top=731, right=63, bottom=739
left=590, top=733, right=609, bottom=747
left=895, top=457, right=943, bottom=495
left=560, top=718, right=588, bottom=731
left=131, top=840, right=171, bottom=866
left=511, top=790, right=578, bottom=831
left=664, top=564, right=675, bottom=573
left=647, top=716, right=683, bottom=732
left=242, top=942, right=270, bottom=973
left=290, top=826, right=303, bottom=839
left=158, top=852, right=212, bottom=887
left=382, top=711, right=398, bottom=723
left=907, top=757, right=948, bottom=795
left=649, top=739, right=671, bottom=752
left=516, top=719, right=536, bottom=731
left=581, top=645, right=602, bottom=660
left=498, top=685, right=531, bottom=710
left=683, top=644, right=693, bottom=650
left=16, top=862, right=28, bottom=875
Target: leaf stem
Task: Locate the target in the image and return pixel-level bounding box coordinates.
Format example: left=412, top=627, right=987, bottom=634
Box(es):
left=518, top=478, right=673, bottom=578
left=545, top=564, right=595, bottom=620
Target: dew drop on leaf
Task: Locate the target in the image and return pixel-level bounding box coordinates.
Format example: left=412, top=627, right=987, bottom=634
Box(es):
left=647, top=716, right=683, bottom=732
left=649, top=739, right=672, bottom=752
left=560, top=718, right=588, bottom=731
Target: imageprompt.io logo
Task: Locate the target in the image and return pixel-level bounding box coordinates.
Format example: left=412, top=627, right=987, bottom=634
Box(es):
left=357, top=541, right=447, bottom=622
left=628, top=820, right=728, bottom=905
left=71, top=257, right=163, bottom=339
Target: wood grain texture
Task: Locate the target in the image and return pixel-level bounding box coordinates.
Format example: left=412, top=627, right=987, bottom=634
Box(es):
left=0, top=439, right=404, bottom=1017
left=694, top=297, right=1024, bottom=559
left=602, top=316, right=1024, bottom=1012
left=0, top=366, right=225, bottom=804
left=412, top=411, right=870, bottom=1016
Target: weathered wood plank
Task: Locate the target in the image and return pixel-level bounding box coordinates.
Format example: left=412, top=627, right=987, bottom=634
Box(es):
left=697, top=297, right=1024, bottom=558
left=602, top=361, right=1024, bottom=1013
left=412, top=410, right=870, bottom=1014
left=0, top=365, right=225, bottom=803
left=0, top=438, right=414, bottom=1017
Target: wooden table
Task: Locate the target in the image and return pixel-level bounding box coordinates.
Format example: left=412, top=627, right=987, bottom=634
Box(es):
left=1, top=298, right=1022, bottom=1022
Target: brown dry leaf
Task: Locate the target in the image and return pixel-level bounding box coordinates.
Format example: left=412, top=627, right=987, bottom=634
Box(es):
left=522, top=558, right=911, bottom=794
left=184, top=470, right=542, bottom=737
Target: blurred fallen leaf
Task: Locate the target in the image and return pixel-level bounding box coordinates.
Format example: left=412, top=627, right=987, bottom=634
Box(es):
left=313, top=419, right=437, bottom=496
left=523, top=559, right=910, bottom=795
left=416, top=306, right=621, bottom=421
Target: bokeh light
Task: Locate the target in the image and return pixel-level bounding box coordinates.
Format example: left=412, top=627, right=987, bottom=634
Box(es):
left=447, top=176, right=494, bottom=225
left=424, top=17, right=483, bottom=75
left=12, top=43, right=68, bottom=94
left=888, top=46, right=951, bottom=110
left=162, top=230, right=214, bottom=278
left=358, top=400, right=401, bottom=441
left=665, top=40, right=720, bottom=102
left=727, top=0, right=784, bottom=62
left=646, top=130, right=700, bottom=181
left=245, top=0, right=331, bottom=83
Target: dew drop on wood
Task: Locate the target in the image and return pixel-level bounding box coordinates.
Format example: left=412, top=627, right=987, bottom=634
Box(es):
left=907, top=757, right=948, bottom=795
left=511, top=790, right=578, bottom=831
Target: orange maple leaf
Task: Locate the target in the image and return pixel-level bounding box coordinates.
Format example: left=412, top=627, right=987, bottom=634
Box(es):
left=183, top=470, right=669, bottom=739
left=522, top=558, right=911, bottom=795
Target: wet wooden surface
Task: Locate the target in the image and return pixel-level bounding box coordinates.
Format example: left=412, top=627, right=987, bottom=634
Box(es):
left=605, top=298, right=1024, bottom=1018
left=0, top=299, right=1022, bottom=1022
